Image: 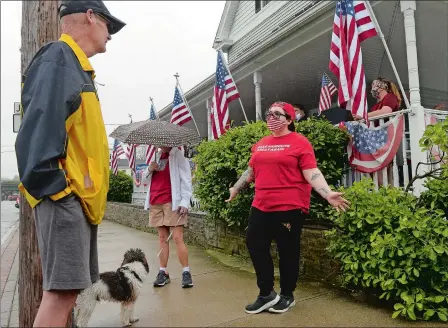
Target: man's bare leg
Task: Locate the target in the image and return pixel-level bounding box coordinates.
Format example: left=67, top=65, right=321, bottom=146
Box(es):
left=172, top=226, right=188, bottom=267
left=158, top=226, right=170, bottom=273
left=33, top=290, right=78, bottom=327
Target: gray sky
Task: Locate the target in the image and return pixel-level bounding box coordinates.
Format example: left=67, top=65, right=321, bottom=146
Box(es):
left=1, top=0, right=225, bottom=179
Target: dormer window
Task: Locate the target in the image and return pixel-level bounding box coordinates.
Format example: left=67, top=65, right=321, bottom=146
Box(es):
left=255, top=0, right=271, bottom=13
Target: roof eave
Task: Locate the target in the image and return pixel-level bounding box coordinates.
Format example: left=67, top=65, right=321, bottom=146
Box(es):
left=158, top=1, right=334, bottom=119
left=212, top=1, right=239, bottom=50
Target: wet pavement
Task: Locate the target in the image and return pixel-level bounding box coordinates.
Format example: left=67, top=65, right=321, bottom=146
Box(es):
left=1, top=201, right=19, bottom=243
left=1, top=212, right=444, bottom=327
left=86, top=221, right=443, bottom=327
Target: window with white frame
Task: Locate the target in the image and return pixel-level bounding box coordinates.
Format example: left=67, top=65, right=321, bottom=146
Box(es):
left=255, top=0, right=271, bottom=13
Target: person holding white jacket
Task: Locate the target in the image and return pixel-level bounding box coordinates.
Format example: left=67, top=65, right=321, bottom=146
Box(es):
left=142, top=146, right=193, bottom=288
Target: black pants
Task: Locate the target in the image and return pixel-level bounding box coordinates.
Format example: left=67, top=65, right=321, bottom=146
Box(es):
left=246, top=207, right=305, bottom=297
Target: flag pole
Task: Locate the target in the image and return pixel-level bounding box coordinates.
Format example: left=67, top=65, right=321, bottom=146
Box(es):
left=149, top=96, right=160, bottom=120
left=364, top=1, right=410, bottom=109
left=218, top=50, right=249, bottom=123
left=174, top=73, right=201, bottom=137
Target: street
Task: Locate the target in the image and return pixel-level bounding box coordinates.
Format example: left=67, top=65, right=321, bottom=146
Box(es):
left=1, top=201, right=19, bottom=244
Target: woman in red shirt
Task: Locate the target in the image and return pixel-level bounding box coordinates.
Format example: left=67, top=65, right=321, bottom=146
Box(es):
left=368, top=77, right=402, bottom=119
left=226, top=102, right=349, bottom=314
left=354, top=78, right=403, bottom=185
left=354, top=77, right=402, bottom=123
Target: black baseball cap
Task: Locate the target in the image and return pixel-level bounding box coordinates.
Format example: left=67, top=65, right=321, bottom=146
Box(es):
left=58, top=0, right=126, bottom=35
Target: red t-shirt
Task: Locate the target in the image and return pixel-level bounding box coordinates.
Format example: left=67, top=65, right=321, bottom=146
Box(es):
left=150, top=152, right=172, bottom=205
left=248, top=132, right=318, bottom=213
left=370, top=93, right=399, bottom=126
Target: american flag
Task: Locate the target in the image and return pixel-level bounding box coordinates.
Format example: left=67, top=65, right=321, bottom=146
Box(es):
left=170, top=86, right=192, bottom=126
left=126, top=144, right=137, bottom=172
left=111, top=139, right=124, bottom=175
left=340, top=114, right=404, bottom=173
left=211, top=51, right=240, bottom=139
left=319, top=73, right=337, bottom=112
left=145, top=102, right=158, bottom=164
left=329, top=0, right=377, bottom=121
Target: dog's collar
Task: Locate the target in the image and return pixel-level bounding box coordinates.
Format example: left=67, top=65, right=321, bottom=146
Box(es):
left=122, top=267, right=142, bottom=283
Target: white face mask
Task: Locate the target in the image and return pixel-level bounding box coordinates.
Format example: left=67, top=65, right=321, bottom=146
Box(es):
left=295, top=113, right=302, bottom=121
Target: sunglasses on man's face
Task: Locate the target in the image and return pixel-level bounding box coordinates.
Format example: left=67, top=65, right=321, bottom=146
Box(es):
left=95, top=12, right=112, bottom=31
left=265, top=109, right=289, bottom=120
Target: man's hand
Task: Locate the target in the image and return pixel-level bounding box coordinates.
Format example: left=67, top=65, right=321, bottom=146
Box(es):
left=149, top=162, right=159, bottom=172
left=353, top=114, right=364, bottom=121
left=177, top=206, right=188, bottom=216
left=225, top=187, right=238, bottom=203
left=326, top=191, right=350, bottom=212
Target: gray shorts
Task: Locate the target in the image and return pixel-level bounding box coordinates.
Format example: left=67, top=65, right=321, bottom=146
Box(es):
left=34, top=194, right=99, bottom=291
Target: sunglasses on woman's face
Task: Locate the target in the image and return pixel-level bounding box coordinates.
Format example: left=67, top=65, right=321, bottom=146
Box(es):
left=265, top=109, right=288, bottom=120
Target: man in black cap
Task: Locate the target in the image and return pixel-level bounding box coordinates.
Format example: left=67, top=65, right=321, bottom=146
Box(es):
left=15, top=1, right=125, bottom=326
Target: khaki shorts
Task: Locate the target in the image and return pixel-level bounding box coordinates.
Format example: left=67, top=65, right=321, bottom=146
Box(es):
left=149, top=203, right=187, bottom=227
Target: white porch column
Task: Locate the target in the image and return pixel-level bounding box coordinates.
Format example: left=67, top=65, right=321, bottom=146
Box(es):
left=206, top=97, right=213, bottom=141
left=400, top=0, right=428, bottom=195
left=254, top=71, right=263, bottom=121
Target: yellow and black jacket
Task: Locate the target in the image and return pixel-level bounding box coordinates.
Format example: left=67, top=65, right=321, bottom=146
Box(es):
left=15, top=34, right=109, bottom=225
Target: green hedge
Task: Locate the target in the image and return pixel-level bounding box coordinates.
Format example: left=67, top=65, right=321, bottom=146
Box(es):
left=107, top=170, right=133, bottom=203
left=193, top=118, right=349, bottom=228
left=326, top=179, right=448, bottom=322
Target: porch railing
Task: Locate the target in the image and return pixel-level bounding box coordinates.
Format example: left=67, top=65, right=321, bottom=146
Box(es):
left=342, top=108, right=447, bottom=191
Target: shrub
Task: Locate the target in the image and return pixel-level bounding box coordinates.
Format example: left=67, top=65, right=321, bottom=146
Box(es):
left=193, top=121, right=268, bottom=228
left=326, top=179, right=448, bottom=322
left=193, top=118, right=349, bottom=228
left=417, top=119, right=448, bottom=216
left=418, top=165, right=448, bottom=217
left=295, top=118, right=349, bottom=186
left=107, top=170, right=133, bottom=203
left=419, top=118, right=448, bottom=155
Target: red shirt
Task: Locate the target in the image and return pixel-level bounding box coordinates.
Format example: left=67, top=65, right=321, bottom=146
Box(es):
left=249, top=132, right=318, bottom=213
left=370, top=93, right=399, bottom=126
left=150, top=152, right=172, bottom=205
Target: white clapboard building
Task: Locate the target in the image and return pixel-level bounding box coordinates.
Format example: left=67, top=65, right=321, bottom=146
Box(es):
left=154, top=0, right=447, bottom=194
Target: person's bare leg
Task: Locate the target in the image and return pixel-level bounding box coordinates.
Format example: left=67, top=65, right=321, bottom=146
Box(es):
left=158, top=226, right=170, bottom=273
left=172, top=226, right=188, bottom=267
left=33, top=290, right=78, bottom=327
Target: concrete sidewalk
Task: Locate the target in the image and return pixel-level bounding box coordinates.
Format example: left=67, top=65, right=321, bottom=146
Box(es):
left=88, top=221, right=441, bottom=327
left=1, top=222, right=19, bottom=328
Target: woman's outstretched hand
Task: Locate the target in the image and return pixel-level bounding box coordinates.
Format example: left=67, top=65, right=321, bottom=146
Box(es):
left=326, top=191, right=350, bottom=212
left=225, top=187, right=238, bottom=203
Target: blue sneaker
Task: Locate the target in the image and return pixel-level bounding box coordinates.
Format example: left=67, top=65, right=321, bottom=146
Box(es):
left=269, top=295, right=296, bottom=313
left=153, top=270, right=170, bottom=287
left=245, top=291, right=280, bottom=314
left=181, top=271, right=193, bottom=288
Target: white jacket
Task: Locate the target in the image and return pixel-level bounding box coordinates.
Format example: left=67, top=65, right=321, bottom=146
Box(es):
left=143, top=147, right=192, bottom=211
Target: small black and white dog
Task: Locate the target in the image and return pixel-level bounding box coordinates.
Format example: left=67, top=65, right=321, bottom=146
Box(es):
left=74, top=248, right=150, bottom=327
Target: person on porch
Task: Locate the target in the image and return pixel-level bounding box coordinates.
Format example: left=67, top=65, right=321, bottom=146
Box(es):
left=355, top=77, right=403, bottom=186
left=142, top=146, right=194, bottom=288
left=225, top=101, right=349, bottom=314
left=293, top=103, right=308, bottom=122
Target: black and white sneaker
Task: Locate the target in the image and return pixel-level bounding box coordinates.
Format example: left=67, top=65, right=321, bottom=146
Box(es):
left=245, top=291, right=280, bottom=314
left=153, top=270, right=170, bottom=287
left=268, top=295, right=296, bottom=313
left=181, top=271, right=194, bottom=288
